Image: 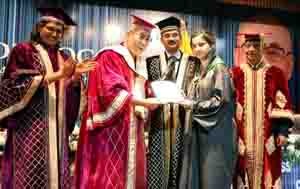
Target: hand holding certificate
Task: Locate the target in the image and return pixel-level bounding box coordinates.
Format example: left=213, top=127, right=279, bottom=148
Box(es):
left=150, top=80, right=193, bottom=107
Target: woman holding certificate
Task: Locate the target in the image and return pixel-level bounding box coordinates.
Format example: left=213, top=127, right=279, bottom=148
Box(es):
left=179, top=30, right=237, bottom=189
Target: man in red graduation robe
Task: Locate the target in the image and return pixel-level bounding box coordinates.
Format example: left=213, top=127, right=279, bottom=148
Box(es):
left=232, top=34, right=294, bottom=189
left=74, top=16, right=162, bottom=189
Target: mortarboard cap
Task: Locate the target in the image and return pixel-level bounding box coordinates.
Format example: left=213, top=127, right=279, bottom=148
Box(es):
left=37, top=7, right=77, bottom=26
left=131, top=15, right=155, bottom=30
left=244, top=34, right=262, bottom=42
left=237, top=32, right=272, bottom=47
left=156, top=16, right=181, bottom=33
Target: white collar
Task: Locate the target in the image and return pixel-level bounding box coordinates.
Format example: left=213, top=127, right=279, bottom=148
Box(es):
left=94, top=45, right=148, bottom=79
left=165, top=50, right=181, bottom=60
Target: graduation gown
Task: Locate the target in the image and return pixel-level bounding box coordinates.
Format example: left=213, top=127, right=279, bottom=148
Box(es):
left=179, top=56, right=236, bottom=189
left=0, top=42, right=81, bottom=189
left=231, top=61, right=294, bottom=189
left=74, top=45, right=150, bottom=189
left=146, top=52, right=199, bottom=189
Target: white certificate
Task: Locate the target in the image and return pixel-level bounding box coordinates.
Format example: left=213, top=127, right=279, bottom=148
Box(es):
left=150, top=80, right=185, bottom=103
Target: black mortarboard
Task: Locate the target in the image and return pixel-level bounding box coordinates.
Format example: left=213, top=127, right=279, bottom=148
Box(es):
left=37, top=7, right=77, bottom=26
left=244, top=34, right=262, bottom=42
left=156, top=16, right=181, bottom=33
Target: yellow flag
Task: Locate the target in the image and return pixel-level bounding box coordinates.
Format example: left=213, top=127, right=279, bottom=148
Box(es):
left=180, top=30, right=192, bottom=55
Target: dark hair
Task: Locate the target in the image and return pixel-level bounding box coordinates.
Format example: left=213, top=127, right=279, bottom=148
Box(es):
left=30, top=20, right=65, bottom=45
left=30, top=20, right=47, bottom=42
left=190, top=30, right=216, bottom=47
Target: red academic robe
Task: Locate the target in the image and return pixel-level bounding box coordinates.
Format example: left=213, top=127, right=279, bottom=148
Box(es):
left=0, top=42, right=81, bottom=189
left=74, top=45, right=150, bottom=189
left=231, top=62, right=294, bottom=189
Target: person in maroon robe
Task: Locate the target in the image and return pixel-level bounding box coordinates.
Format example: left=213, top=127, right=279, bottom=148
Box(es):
left=0, top=8, right=95, bottom=189
left=232, top=34, right=294, bottom=189
left=73, top=15, right=163, bottom=189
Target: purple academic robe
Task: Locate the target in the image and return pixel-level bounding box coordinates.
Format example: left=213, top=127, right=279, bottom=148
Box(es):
left=0, top=42, right=81, bottom=189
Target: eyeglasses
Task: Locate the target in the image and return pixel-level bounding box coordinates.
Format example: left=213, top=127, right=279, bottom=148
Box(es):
left=263, top=42, right=292, bottom=57
left=242, top=41, right=261, bottom=49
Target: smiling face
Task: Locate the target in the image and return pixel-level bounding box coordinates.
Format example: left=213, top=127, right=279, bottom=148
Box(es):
left=126, top=25, right=151, bottom=57
left=236, top=19, right=293, bottom=79
left=160, top=29, right=181, bottom=53
left=263, top=41, right=293, bottom=79
left=242, top=40, right=263, bottom=65
left=38, top=21, right=64, bottom=47
left=191, top=34, right=212, bottom=61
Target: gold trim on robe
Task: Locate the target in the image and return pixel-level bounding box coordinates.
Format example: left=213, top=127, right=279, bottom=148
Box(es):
left=35, top=44, right=59, bottom=189
left=0, top=75, right=43, bottom=121
left=240, top=63, right=270, bottom=189
left=57, top=53, right=66, bottom=163
left=126, top=106, right=138, bottom=189
left=86, top=90, right=129, bottom=127
left=126, top=52, right=147, bottom=188
left=176, top=53, right=189, bottom=89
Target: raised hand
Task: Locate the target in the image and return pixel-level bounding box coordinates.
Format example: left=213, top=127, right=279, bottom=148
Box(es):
left=58, top=57, right=76, bottom=78
left=75, top=59, right=97, bottom=75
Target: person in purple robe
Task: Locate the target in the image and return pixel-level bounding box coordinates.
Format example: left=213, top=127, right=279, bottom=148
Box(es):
left=0, top=7, right=95, bottom=189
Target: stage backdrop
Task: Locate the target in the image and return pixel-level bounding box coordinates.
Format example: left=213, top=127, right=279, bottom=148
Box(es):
left=1, top=0, right=300, bottom=188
